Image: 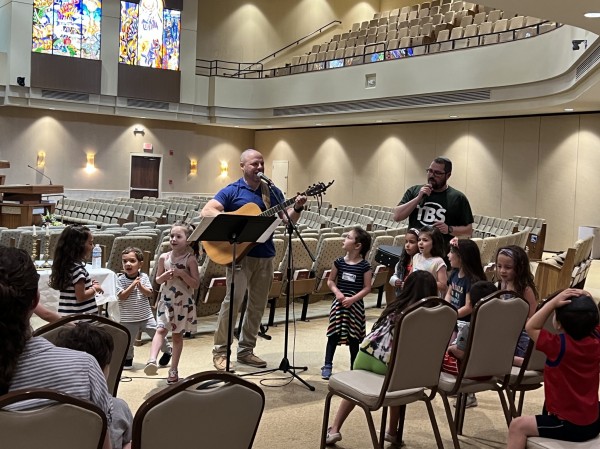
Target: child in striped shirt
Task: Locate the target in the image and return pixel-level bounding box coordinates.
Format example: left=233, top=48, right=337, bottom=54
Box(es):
left=49, top=225, right=103, bottom=315
left=322, top=226, right=372, bottom=380
left=117, top=247, right=171, bottom=370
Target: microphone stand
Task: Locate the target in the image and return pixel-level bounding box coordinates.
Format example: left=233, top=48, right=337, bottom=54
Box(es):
left=246, top=180, right=316, bottom=391
left=27, top=165, right=53, bottom=185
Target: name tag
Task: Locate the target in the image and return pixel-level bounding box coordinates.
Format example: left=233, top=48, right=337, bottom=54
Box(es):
left=342, top=272, right=356, bottom=283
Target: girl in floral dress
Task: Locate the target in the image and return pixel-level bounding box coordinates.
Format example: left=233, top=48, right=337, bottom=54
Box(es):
left=144, top=222, right=199, bottom=384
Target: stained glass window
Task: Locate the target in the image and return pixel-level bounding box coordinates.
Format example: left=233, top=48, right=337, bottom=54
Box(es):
left=32, top=0, right=102, bottom=60
left=119, top=0, right=181, bottom=71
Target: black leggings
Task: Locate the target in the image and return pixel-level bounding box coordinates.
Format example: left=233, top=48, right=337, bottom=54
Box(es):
left=325, top=334, right=360, bottom=368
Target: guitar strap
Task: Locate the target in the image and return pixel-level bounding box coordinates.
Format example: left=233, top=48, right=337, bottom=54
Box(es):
left=260, top=181, right=271, bottom=210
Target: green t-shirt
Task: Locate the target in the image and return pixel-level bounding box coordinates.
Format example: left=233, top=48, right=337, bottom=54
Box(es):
left=399, top=184, right=473, bottom=248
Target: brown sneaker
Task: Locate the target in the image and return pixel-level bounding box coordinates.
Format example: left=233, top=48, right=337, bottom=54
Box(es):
left=213, top=354, right=232, bottom=371
left=237, top=352, right=267, bottom=368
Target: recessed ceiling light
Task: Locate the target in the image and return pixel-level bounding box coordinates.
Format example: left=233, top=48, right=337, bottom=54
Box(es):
left=315, top=123, right=322, bottom=126
left=584, top=12, right=600, bottom=18
left=375, top=120, right=383, bottom=123
left=564, top=108, right=574, bottom=112
left=449, top=115, right=459, bottom=118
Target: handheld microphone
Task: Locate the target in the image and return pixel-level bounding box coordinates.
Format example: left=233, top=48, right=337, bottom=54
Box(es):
left=27, top=164, right=53, bottom=185
left=257, top=172, right=274, bottom=186
left=419, top=184, right=432, bottom=207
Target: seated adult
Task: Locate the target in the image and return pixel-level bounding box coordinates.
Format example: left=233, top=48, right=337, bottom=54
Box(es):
left=0, top=247, right=113, bottom=449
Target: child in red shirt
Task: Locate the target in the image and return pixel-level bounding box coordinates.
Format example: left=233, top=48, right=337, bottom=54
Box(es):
left=507, top=288, right=600, bottom=448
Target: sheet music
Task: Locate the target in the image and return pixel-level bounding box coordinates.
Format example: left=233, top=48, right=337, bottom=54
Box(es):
left=257, top=217, right=282, bottom=243
left=188, top=216, right=213, bottom=242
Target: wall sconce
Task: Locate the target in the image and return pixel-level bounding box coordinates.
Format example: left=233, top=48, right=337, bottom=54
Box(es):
left=133, top=126, right=145, bottom=136
left=190, top=159, right=197, bottom=175
left=85, top=153, right=96, bottom=173
left=220, top=160, right=228, bottom=178
left=36, top=151, right=46, bottom=168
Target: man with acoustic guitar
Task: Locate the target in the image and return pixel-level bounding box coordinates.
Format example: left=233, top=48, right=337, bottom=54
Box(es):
left=201, top=149, right=307, bottom=371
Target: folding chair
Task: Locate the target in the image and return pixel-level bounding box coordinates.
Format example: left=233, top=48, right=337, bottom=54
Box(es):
left=321, top=297, right=456, bottom=448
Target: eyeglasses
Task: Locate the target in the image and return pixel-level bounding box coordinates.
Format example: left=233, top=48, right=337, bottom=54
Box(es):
left=425, top=168, right=447, bottom=177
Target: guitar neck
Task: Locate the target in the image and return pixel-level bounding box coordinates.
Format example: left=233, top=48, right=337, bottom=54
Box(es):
left=260, top=198, right=297, bottom=217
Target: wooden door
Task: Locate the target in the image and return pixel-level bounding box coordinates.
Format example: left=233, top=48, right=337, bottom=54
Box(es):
left=130, top=155, right=161, bottom=199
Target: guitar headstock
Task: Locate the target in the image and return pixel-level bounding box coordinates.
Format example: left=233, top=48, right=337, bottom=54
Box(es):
left=304, top=180, right=334, bottom=197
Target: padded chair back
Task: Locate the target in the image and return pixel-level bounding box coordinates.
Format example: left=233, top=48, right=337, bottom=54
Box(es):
left=312, top=237, right=345, bottom=279
left=462, top=291, right=529, bottom=379
left=0, top=229, right=23, bottom=247
left=0, top=388, right=107, bottom=449
left=88, top=233, right=116, bottom=266
left=386, top=297, right=457, bottom=395
left=132, top=371, right=265, bottom=449
left=106, top=235, right=154, bottom=274
left=33, top=314, right=131, bottom=397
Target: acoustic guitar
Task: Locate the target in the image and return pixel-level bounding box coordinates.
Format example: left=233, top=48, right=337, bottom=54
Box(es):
left=203, top=181, right=334, bottom=265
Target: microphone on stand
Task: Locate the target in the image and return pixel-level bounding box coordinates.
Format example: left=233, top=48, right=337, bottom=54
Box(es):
left=257, top=172, right=274, bottom=186
left=27, top=165, right=53, bottom=185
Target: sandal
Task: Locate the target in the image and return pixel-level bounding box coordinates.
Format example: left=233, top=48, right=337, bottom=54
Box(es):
left=167, top=369, right=179, bottom=384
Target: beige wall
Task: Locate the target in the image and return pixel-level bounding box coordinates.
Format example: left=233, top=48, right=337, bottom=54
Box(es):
left=255, top=114, right=600, bottom=252
left=2, top=107, right=599, bottom=252
left=195, top=0, right=426, bottom=69
left=196, top=0, right=379, bottom=68
left=0, top=107, right=254, bottom=196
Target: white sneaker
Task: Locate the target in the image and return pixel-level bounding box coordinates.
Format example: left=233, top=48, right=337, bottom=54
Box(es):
left=325, top=427, right=342, bottom=445
left=143, top=361, right=158, bottom=376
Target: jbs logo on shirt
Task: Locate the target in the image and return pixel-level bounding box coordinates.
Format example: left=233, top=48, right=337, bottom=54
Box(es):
left=416, top=202, right=446, bottom=225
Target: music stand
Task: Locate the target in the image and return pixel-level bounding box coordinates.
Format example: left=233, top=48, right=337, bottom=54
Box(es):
left=190, top=214, right=280, bottom=372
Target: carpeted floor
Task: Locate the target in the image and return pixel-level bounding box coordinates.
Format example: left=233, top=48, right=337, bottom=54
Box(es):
left=117, top=299, right=545, bottom=449
left=114, top=258, right=600, bottom=449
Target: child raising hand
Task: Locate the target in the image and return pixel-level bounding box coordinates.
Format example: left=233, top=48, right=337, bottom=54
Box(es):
left=507, top=289, right=600, bottom=448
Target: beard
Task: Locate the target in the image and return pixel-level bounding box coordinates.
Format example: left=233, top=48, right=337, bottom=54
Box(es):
left=428, top=176, right=446, bottom=190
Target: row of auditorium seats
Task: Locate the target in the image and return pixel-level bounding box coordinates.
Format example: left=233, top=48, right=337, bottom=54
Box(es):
left=56, top=198, right=200, bottom=227
left=533, top=235, right=594, bottom=299
left=2, top=223, right=172, bottom=273
left=299, top=203, right=406, bottom=231
left=99, top=197, right=203, bottom=223
left=472, top=215, right=520, bottom=238
left=56, top=199, right=134, bottom=226
left=473, top=214, right=547, bottom=260
left=197, top=225, right=408, bottom=320
left=276, top=0, right=553, bottom=76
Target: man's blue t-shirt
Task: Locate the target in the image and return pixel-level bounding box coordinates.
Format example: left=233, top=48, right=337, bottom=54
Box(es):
left=214, top=178, right=284, bottom=258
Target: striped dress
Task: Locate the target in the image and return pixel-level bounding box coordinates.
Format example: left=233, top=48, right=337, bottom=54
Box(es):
left=326, top=257, right=371, bottom=344
left=58, top=261, right=98, bottom=315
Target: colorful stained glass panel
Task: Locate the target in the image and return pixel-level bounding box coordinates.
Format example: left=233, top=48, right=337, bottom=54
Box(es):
left=119, top=0, right=181, bottom=71
left=32, top=0, right=101, bottom=59
left=119, top=2, right=139, bottom=65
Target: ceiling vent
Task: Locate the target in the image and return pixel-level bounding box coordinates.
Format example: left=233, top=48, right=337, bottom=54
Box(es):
left=126, top=99, right=170, bottom=110
left=41, top=89, right=89, bottom=102
left=576, top=45, right=600, bottom=80
left=273, top=89, right=491, bottom=116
